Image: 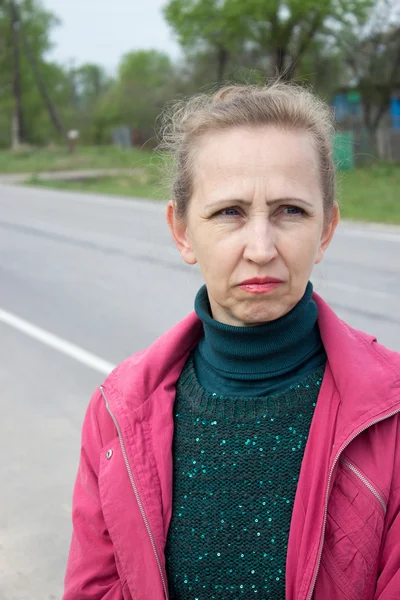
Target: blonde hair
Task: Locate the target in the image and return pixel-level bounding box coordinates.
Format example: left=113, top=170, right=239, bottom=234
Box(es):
left=159, top=81, right=336, bottom=221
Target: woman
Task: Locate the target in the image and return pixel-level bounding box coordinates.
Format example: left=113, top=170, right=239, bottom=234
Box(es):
left=63, top=83, right=400, bottom=600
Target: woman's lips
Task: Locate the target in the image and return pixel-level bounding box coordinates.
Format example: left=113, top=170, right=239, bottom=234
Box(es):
left=238, top=278, right=284, bottom=294
left=239, top=282, right=282, bottom=294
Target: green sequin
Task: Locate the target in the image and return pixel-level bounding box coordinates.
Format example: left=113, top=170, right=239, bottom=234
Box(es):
left=165, top=358, right=324, bottom=598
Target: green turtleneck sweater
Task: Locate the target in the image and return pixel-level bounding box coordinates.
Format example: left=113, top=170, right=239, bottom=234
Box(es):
left=193, top=281, right=325, bottom=396
left=165, top=282, right=326, bottom=599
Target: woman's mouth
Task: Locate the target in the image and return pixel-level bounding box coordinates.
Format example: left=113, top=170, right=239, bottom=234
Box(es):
left=238, top=277, right=284, bottom=294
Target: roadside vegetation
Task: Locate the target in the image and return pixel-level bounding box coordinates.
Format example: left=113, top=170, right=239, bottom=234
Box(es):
left=0, top=146, right=154, bottom=173
left=4, top=146, right=396, bottom=225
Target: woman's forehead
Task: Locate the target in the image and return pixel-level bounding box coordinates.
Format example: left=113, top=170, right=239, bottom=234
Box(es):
left=192, top=127, right=321, bottom=200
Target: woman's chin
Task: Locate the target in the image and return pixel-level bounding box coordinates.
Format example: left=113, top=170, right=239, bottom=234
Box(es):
left=229, top=305, right=286, bottom=327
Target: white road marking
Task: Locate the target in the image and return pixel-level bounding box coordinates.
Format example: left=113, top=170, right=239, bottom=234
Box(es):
left=0, top=274, right=396, bottom=376
left=0, top=308, right=115, bottom=375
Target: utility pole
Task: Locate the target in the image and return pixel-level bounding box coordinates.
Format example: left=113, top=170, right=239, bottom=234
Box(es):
left=9, top=0, right=25, bottom=148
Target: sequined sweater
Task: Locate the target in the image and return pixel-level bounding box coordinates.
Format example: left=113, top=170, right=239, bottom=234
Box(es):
left=165, top=283, right=326, bottom=599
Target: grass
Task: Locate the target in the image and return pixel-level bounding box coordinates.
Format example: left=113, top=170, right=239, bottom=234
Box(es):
left=3, top=145, right=399, bottom=225
left=0, top=145, right=159, bottom=173
left=337, top=163, right=400, bottom=225
left=27, top=172, right=168, bottom=201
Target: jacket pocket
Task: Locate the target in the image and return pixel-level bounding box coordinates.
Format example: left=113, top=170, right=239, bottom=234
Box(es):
left=314, top=459, right=386, bottom=600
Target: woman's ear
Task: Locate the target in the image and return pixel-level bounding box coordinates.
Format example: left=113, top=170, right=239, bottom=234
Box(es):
left=166, top=201, right=197, bottom=265
left=315, top=202, right=340, bottom=264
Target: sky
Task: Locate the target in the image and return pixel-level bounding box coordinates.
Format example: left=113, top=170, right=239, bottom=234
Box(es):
left=43, top=0, right=182, bottom=73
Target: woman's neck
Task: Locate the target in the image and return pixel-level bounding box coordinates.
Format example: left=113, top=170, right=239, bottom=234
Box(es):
left=194, top=281, right=324, bottom=382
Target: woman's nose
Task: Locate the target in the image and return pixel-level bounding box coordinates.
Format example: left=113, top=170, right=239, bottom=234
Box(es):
left=242, top=219, right=278, bottom=265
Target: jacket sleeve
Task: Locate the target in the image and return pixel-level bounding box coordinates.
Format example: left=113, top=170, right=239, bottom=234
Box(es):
left=63, top=388, right=124, bottom=600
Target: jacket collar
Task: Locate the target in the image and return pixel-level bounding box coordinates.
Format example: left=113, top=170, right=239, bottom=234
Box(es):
left=105, top=293, right=400, bottom=431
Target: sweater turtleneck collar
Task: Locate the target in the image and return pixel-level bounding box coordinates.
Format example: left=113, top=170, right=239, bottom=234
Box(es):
left=194, top=281, right=322, bottom=380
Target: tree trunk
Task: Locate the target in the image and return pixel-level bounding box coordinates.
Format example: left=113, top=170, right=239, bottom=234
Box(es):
left=9, top=0, right=26, bottom=148
left=274, top=46, right=286, bottom=75
left=267, top=46, right=292, bottom=81
left=216, top=46, right=229, bottom=86
left=362, top=96, right=372, bottom=132
left=12, top=0, right=66, bottom=139
left=11, top=112, right=20, bottom=150
left=361, top=94, right=379, bottom=158
left=362, top=88, right=390, bottom=135
left=372, top=101, right=389, bottom=133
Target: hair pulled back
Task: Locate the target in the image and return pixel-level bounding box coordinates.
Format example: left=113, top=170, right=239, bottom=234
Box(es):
left=159, top=81, right=336, bottom=221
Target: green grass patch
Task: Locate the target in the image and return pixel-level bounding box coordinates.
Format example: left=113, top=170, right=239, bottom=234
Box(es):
left=0, top=145, right=162, bottom=174
left=27, top=172, right=168, bottom=202
left=22, top=154, right=400, bottom=225
left=338, top=163, right=400, bottom=224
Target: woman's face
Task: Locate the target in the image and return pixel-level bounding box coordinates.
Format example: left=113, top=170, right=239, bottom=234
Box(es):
left=167, top=126, right=339, bottom=326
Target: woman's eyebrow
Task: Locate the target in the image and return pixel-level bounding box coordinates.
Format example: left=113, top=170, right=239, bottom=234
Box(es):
left=204, top=199, right=252, bottom=212
left=204, top=197, right=314, bottom=212
left=266, top=197, right=314, bottom=209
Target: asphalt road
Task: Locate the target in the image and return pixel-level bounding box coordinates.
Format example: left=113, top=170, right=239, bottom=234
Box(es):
left=1, top=183, right=399, bottom=599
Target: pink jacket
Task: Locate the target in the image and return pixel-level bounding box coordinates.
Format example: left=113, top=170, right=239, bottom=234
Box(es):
left=63, top=294, right=400, bottom=600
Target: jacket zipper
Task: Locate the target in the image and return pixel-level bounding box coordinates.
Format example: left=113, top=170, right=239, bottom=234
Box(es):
left=100, top=386, right=169, bottom=600
left=340, top=457, right=387, bottom=514
left=307, top=406, right=400, bottom=600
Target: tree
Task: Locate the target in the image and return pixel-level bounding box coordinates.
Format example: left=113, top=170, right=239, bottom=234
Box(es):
left=340, top=0, right=400, bottom=133
left=16, top=0, right=66, bottom=138
left=74, top=64, right=110, bottom=109
left=8, top=0, right=26, bottom=147
left=164, top=0, right=249, bottom=84
left=117, top=50, right=176, bottom=130
left=68, top=63, right=112, bottom=143
left=164, top=0, right=374, bottom=84
left=77, top=50, right=178, bottom=145
left=243, top=0, right=374, bottom=79
left=0, top=0, right=64, bottom=146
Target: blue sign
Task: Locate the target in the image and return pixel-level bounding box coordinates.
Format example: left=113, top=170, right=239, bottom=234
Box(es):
left=332, top=94, right=348, bottom=122
left=391, top=97, right=400, bottom=129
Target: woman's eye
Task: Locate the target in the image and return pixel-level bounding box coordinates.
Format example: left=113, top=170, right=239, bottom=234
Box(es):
left=216, top=207, right=241, bottom=217
left=282, top=206, right=305, bottom=216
